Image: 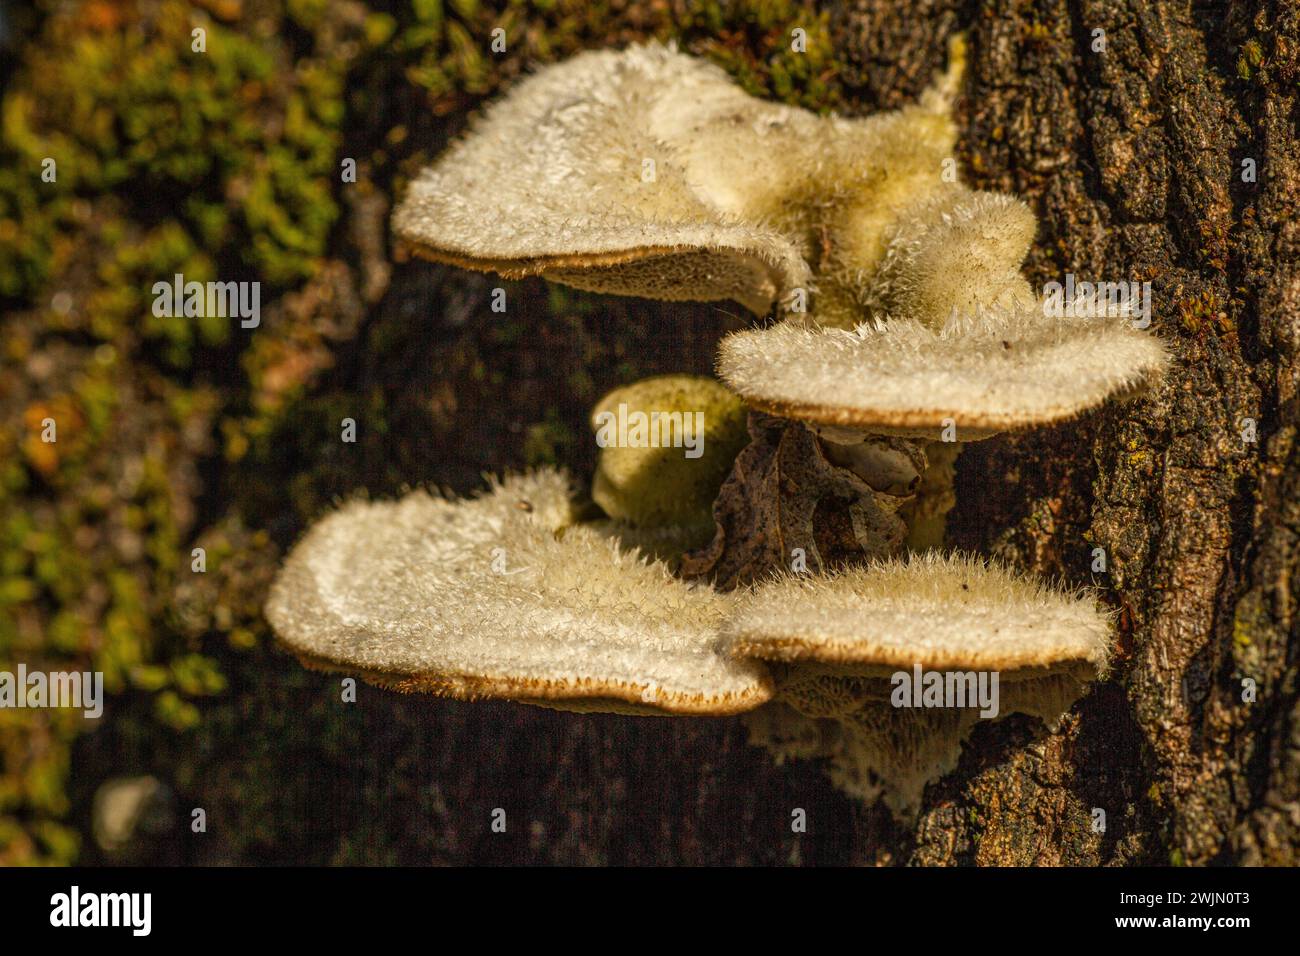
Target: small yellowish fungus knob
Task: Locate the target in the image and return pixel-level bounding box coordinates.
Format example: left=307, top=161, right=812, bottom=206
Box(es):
left=590, top=375, right=749, bottom=529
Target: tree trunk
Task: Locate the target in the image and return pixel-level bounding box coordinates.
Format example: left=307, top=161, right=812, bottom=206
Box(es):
left=847, top=0, right=1300, bottom=865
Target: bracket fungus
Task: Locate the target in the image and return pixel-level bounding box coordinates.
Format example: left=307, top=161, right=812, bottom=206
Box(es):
left=724, top=553, right=1111, bottom=814
left=266, top=461, right=1112, bottom=811
left=726, top=553, right=1111, bottom=674
left=269, top=38, right=1171, bottom=818
left=392, top=43, right=813, bottom=316
left=392, top=39, right=971, bottom=324
left=717, top=303, right=1168, bottom=441
left=266, top=469, right=772, bottom=716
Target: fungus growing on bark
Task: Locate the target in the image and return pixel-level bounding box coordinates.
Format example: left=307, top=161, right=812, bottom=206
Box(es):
left=707, top=177, right=1165, bottom=559
left=266, top=469, right=772, bottom=716
left=709, top=182, right=1165, bottom=564
left=715, top=274, right=1168, bottom=440
left=392, top=40, right=967, bottom=324
left=268, top=37, right=1166, bottom=817
left=725, top=553, right=1112, bottom=814
left=726, top=552, right=1111, bottom=673
left=741, top=665, right=1094, bottom=815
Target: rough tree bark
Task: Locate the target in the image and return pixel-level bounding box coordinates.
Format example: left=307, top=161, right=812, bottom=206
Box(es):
left=843, top=0, right=1300, bottom=865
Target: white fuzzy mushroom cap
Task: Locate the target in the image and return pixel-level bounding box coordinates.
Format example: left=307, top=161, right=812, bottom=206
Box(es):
left=393, top=43, right=810, bottom=314
left=717, top=307, right=1169, bottom=438
left=724, top=552, right=1113, bottom=674
left=265, top=469, right=773, bottom=715
left=393, top=41, right=965, bottom=318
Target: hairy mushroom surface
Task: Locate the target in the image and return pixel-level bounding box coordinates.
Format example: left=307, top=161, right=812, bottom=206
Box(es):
left=393, top=40, right=966, bottom=321
left=265, top=469, right=773, bottom=715
left=725, top=552, right=1113, bottom=814
left=717, top=308, right=1168, bottom=439
left=725, top=552, right=1111, bottom=674
left=715, top=186, right=1168, bottom=440
left=273, top=38, right=1156, bottom=816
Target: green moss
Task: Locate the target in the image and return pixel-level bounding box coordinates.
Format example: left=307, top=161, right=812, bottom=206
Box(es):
left=523, top=411, right=577, bottom=467
left=398, top=0, right=842, bottom=112
left=1237, top=39, right=1264, bottom=81
left=1233, top=612, right=1252, bottom=649
left=0, top=0, right=355, bottom=861
left=1176, top=290, right=1233, bottom=338
left=677, top=0, right=844, bottom=111
left=0, top=0, right=342, bottom=307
